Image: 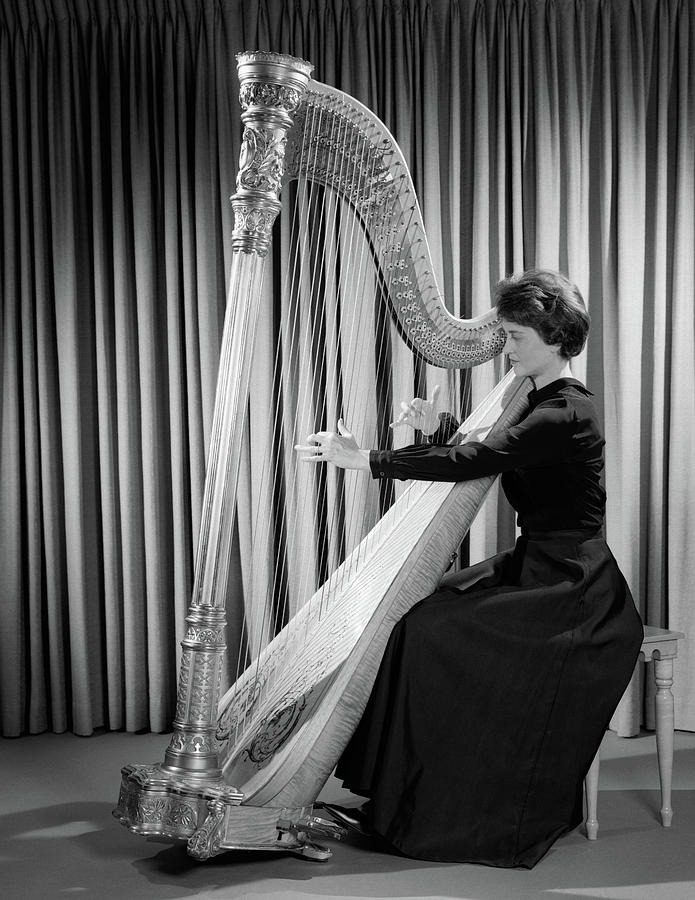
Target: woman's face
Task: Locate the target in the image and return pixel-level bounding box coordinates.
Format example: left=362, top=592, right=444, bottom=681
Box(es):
left=500, top=318, right=562, bottom=382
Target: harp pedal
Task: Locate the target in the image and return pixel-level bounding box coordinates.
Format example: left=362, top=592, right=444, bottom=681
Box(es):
left=277, top=813, right=347, bottom=861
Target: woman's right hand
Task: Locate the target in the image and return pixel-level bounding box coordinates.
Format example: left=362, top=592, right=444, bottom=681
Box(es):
left=390, top=384, right=442, bottom=435
left=295, top=419, right=371, bottom=470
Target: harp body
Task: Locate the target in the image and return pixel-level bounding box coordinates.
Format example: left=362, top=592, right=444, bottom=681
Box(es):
left=114, top=52, right=529, bottom=860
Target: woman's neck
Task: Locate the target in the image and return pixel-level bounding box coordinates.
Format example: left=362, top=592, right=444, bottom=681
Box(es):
left=532, top=360, right=573, bottom=390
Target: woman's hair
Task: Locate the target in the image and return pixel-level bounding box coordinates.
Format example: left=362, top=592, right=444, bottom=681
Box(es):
left=494, top=269, right=590, bottom=359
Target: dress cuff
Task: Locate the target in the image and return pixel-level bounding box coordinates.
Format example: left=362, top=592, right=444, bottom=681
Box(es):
left=369, top=449, right=396, bottom=479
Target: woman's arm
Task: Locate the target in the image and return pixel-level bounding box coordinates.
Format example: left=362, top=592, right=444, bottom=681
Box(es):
left=295, top=386, right=449, bottom=469
left=370, top=399, right=574, bottom=482
left=295, top=393, right=573, bottom=482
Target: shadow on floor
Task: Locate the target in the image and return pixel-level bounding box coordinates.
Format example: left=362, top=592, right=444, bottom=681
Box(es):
left=2, top=787, right=695, bottom=900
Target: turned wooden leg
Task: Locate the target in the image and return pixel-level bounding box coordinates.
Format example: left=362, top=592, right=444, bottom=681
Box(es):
left=654, top=657, right=675, bottom=826
left=584, top=748, right=601, bottom=840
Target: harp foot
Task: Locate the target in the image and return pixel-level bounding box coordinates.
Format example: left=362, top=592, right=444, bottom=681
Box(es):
left=113, top=762, right=243, bottom=847
left=187, top=798, right=228, bottom=859
left=114, top=763, right=346, bottom=860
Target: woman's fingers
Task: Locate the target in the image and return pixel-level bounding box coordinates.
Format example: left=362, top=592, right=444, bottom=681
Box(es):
left=295, top=430, right=326, bottom=462
left=295, top=422, right=354, bottom=462
left=390, top=391, right=435, bottom=429
left=294, top=441, right=324, bottom=461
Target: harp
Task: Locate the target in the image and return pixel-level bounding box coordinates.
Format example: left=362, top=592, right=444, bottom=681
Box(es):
left=114, top=52, right=529, bottom=860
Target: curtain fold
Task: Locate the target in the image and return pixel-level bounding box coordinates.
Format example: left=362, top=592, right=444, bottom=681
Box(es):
left=1, top=0, right=693, bottom=737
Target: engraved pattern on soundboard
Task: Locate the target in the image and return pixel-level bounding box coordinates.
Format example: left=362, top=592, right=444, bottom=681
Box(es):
left=245, top=690, right=308, bottom=765
left=215, top=670, right=266, bottom=743
left=216, top=601, right=349, bottom=759
left=241, top=624, right=344, bottom=766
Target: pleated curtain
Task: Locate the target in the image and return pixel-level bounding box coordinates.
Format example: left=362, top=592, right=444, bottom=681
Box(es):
left=1, top=0, right=693, bottom=737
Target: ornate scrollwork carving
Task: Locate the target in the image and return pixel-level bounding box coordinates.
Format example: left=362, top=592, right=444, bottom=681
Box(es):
left=173, top=648, right=218, bottom=724
left=187, top=800, right=226, bottom=860
left=137, top=796, right=197, bottom=829
left=186, top=625, right=225, bottom=644
left=236, top=628, right=341, bottom=767
left=231, top=203, right=279, bottom=256
left=233, top=204, right=278, bottom=235
left=240, top=81, right=304, bottom=114
left=237, top=125, right=287, bottom=194
left=245, top=691, right=308, bottom=765
left=168, top=729, right=216, bottom=755
left=215, top=672, right=265, bottom=743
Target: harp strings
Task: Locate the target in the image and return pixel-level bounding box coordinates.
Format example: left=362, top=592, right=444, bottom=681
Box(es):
left=224, top=95, right=474, bottom=750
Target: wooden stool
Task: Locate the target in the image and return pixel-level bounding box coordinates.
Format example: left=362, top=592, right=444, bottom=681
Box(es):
left=584, top=626, right=685, bottom=840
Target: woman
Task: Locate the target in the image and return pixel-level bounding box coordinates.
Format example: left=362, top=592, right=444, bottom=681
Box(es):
left=296, top=269, right=643, bottom=868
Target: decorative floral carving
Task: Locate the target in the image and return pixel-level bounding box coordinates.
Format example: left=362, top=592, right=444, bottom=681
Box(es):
left=137, top=797, right=197, bottom=829
left=237, top=125, right=287, bottom=194
left=240, top=81, right=303, bottom=113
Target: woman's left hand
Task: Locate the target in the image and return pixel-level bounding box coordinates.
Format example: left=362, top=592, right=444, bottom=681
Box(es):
left=390, top=384, right=441, bottom=435
left=295, top=419, right=371, bottom=470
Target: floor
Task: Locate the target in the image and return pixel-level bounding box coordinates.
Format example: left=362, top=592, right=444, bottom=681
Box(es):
left=1, top=729, right=694, bottom=900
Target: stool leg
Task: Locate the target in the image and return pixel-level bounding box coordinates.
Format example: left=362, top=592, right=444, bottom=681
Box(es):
left=585, top=749, right=600, bottom=840
left=654, top=657, right=675, bottom=826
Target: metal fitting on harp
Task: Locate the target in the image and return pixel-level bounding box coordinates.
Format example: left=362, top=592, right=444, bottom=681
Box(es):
left=231, top=52, right=313, bottom=256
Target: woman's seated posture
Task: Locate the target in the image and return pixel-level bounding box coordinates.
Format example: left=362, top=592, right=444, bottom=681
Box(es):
left=296, top=269, right=644, bottom=868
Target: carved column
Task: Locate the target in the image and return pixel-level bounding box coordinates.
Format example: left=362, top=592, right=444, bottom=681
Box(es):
left=159, top=52, right=313, bottom=780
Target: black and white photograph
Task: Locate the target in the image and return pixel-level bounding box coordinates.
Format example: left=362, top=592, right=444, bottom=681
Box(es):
left=1, top=2, right=694, bottom=898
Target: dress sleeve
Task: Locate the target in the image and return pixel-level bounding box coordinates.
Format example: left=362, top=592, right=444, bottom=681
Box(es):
left=370, top=398, right=574, bottom=482
left=426, top=412, right=461, bottom=445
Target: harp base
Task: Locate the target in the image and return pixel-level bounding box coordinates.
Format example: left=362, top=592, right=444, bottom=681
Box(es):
left=113, top=763, right=345, bottom=860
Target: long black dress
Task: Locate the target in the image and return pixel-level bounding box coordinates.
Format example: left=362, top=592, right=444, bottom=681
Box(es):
left=335, top=377, right=644, bottom=868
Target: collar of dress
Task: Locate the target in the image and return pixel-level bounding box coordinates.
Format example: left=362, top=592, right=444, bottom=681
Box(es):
left=527, top=377, right=593, bottom=408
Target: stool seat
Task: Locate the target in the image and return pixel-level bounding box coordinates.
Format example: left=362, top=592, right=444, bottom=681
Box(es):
left=584, top=626, right=684, bottom=840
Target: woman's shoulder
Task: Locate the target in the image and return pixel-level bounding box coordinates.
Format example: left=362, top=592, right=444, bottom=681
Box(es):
left=527, top=379, right=602, bottom=438
left=550, top=380, right=604, bottom=443
left=531, top=379, right=595, bottom=414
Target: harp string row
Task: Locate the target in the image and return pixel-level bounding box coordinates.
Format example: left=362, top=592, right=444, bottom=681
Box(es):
left=230, top=92, right=416, bottom=751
